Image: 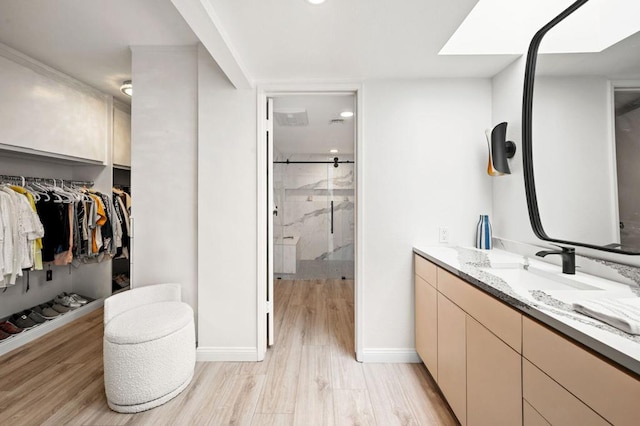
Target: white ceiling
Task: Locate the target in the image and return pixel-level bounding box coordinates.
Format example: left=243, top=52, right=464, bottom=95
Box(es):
left=0, top=0, right=198, bottom=102
left=0, top=0, right=525, bottom=99
left=274, top=95, right=355, bottom=155
left=207, top=0, right=519, bottom=82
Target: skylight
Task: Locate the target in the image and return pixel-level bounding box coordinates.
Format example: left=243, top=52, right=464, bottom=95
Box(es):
left=440, top=0, right=640, bottom=55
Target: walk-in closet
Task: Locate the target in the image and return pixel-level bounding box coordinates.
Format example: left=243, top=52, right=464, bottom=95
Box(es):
left=0, top=42, right=132, bottom=356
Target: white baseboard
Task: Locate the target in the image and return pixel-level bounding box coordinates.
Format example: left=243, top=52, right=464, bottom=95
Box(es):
left=358, top=348, right=421, bottom=363
left=196, top=346, right=259, bottom=362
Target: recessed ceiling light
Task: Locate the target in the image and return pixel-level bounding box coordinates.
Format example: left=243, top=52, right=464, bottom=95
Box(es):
left=340, top=111, right=354, bottom=118
left=120, top=80, right=132, bottom=97
left=307, top=0, right=326, bottom=4
left=330, top=149, right=339, bottom=153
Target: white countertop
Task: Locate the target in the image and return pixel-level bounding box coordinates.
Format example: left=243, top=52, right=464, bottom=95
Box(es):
left=414, top=245, right=640, bottom=375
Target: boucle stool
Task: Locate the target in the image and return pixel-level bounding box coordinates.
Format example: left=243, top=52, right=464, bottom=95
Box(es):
left=103, top=283, right=195, bottom=413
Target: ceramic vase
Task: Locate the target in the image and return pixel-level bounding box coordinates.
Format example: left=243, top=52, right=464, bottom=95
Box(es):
left=476, top=214, right=492, bottom=250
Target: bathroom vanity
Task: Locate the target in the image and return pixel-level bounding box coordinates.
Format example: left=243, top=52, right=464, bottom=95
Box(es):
left=413, top=246, right=639, bottom=426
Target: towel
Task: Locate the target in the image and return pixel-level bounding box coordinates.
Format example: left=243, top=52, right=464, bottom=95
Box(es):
left=573, top=298, right=640, bottom=335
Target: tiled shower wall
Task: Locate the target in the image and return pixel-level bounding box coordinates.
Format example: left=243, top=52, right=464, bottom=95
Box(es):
left=274, top=153, right=355, bottom=261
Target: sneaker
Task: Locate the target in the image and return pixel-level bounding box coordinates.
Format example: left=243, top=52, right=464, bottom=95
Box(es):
left=54, top=295, right=81, bottom=309
left=10, top=313, right=38, bottom=330
left=50, top=302, right=71, bottom=313
left=64, top=292, right=88, bottom=305
left=0, top=320, right=23, bottom=334
left=0, top=329, right=10, bottom=340
left=34, top=304, right=61, bottom=319
left=25, top=310, right=47, bottom=324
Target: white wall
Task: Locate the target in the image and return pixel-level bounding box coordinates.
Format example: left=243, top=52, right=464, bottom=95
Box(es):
left=361, top=79, right=493, bottom=360
left=196, top=46, right=258, bottom=359
left=533, top=76, right=615, bottom=245
left=491, top=57, right=538, bottom=246
left=492, top=60, right=618, bottom=247
left=130, top=46, right=198, bottom=316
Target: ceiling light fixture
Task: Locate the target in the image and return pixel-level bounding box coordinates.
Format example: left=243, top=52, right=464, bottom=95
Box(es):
left=306, top=0, right=326, bottom=4
left=340, top=111, right=354, bottom=118
left=120, top=80, right=132, bottom=97
left=330, top=149, right=339, bottom=153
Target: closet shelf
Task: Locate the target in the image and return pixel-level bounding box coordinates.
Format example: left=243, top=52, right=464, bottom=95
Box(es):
left=0, top=299, right=104, bottom=357
left=0, top=143, right=105, bottom=166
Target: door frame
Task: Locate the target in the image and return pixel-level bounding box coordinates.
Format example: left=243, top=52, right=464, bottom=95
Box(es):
left=256, top=83, right=364, bottom=361
left=610, top=81, right=640, bottom=244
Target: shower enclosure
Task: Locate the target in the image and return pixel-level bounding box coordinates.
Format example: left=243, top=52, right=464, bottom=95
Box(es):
left=273, top=154, right=354, bottom=279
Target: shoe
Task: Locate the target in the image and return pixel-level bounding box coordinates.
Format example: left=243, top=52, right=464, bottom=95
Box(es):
left=34, top=304, right=61, bottom=319
left=54, top=295, right=81, bottom=309
left=10, top=313, right=38, bottom=330
left=25, top=310, right=47, bottom=324
left=0, top=320, right=23, bottom=334
left=64, top=292, right=88, bottom=305
left=0, top=329, right=10, bottom=340
left=50, top=302, right=70, bottom=313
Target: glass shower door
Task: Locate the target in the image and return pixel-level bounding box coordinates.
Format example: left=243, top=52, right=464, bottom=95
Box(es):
left=323, top=159, right=355, bottom=279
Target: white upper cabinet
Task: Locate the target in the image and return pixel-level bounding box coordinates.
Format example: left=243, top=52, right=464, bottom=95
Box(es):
left=0, top=45, right=109, bottom=163
left=113, top=105, right=131, bottom=168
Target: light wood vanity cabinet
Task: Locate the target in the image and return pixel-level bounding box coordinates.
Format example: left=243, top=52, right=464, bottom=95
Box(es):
left=523, top=317, right=640, bottom=426
left=522, top=359, right=607, bottom=426
left=414, top=255, right=438, bottom=379
left=467, top=316, right=522, bottom=426
left=438, top=268, right=522, bottom=352
left=415, top=275, right=438, bottom=379
left=414, top=252, right=640, bottom=426
left=437, top=293, right=467, bottom=424
left=524, top=400, right=551, bottom=426
left=414, top=254, right=523, bottom=425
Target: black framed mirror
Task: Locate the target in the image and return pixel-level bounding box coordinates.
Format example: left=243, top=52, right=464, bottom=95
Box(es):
left=522, top=0, right=640, bottom=255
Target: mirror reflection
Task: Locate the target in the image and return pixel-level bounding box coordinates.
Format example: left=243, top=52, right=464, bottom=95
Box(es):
left=532, top=4, right=640, bottom=253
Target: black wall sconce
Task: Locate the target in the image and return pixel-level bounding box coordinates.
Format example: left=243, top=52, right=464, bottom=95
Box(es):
left=486, top=122, right=516, bottom=175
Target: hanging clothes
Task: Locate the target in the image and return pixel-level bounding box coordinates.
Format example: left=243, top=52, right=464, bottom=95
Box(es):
left=0, top=176, right=123, bottom=287
left=112, top=188, right=131, bottom=259
left=11, top=185, right=43, bottom=271
left=0, top=184, right=45, bottom=287
left=36, top=193, right=69, bottom=263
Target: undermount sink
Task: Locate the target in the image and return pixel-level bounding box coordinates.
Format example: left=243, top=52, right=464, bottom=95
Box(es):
left=480, top=266, right=603, bottom=292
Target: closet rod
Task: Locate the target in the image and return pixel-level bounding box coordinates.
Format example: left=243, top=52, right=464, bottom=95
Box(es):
left=0, top=174, right=94, bottom=187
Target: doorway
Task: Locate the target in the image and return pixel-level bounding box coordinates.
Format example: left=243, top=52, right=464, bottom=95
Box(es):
left=257, top=88, right=362, bottom=361
left=272, top=95, right=355, bottom=281
left=614, top=87, right=640, bottom=249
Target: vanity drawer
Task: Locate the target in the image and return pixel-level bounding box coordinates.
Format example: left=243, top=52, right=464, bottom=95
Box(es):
left=523, top=400, right=550, bottom=426
left=437, top=268, right=521, bottom=352
left=523, top=359, right=607, bottom=426
left=415, top=254, right=437, bottom=287
left=523, top=317, right=639, bottom=426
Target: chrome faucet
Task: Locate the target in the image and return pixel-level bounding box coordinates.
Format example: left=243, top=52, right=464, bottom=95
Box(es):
left=536, top=246, right=575, bottom=275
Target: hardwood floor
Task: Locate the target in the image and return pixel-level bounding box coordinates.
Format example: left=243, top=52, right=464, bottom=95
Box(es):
left=0, top=279, right=457, bottom=425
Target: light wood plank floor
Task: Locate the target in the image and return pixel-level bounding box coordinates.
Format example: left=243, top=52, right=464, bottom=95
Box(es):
left=0, top=279, right=457, bottom=425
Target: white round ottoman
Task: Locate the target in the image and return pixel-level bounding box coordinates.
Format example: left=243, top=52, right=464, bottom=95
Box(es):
left=103, top=284, right=195, bottom=413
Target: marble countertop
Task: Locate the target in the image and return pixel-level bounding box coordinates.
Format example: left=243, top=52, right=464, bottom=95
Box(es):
left=413, top=245, right=640, bottom=376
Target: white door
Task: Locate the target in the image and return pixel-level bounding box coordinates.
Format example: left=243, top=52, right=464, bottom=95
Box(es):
left=266, top=97, right=275, bottom=346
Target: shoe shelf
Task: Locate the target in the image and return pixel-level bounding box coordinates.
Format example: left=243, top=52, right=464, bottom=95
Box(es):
left=0, top=298, right=104, bottom=357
